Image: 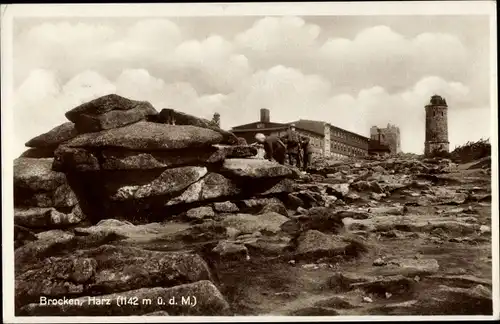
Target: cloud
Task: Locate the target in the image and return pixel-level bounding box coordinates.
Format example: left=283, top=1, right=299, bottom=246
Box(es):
left=11, top=17, right=491, bottom=156
left=318, top=25, right=470, bottom=95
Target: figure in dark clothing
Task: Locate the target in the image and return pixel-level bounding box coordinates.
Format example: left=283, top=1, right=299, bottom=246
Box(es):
left=255, top=134, right=287, bottom=164
left=301, top=136, right=312, bottom=170
left=284, top=124, right=301, bottom=167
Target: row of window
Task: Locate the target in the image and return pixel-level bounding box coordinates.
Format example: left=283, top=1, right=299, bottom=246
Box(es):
left=330, top=153, right=349, bottom=160
left=330, top=128, right=365, bottom=144
left=331, top=142, right=366, bottom=156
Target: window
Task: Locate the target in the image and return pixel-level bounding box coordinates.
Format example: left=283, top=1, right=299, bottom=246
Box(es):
left=257, top=123, right=264, bottom=129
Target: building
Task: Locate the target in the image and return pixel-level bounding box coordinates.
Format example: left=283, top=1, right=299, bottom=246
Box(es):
left=370, top=124, right=401, bottom=154
left=231, top=109, right=370, bottom=159
left=424, top=94, right=449, bottom=156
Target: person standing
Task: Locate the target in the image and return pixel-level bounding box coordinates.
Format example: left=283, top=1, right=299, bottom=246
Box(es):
left=284, top=124, right=301, bottom=168
left=301, top=136, right=312, bottom=171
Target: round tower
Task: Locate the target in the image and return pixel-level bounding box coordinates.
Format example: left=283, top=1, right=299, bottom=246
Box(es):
left=424, top=94, right=449, bottom=156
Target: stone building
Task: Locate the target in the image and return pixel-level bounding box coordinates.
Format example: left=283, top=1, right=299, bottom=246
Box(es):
left=231, top=109, right=369, bottom=159
left=370, top=123, right=401, bottom=154
left=424, top=94, right=449, bottom=156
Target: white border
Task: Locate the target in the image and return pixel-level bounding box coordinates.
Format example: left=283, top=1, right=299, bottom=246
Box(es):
left=2, top=2, right=498, bottom=323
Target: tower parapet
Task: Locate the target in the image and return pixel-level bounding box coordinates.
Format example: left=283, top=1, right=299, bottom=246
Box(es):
left=424, top=94, right=449, bottom=156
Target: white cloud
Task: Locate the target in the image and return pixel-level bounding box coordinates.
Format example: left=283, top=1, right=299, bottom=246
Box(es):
left=11, top=17, right=491, bottom=156
left=235, top=16, right=321, bottom=53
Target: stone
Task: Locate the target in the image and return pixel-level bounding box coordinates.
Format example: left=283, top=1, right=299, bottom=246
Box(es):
left=294, top=230, right=350, bottom=259
left=373, top=258, right=387, bottom=266
left=65, top=94, right=158, bottom=133
left=213, top=201, right=239, bottom=213
left=186, top=206, right=215, bottom=220
left=240, top=197, right=283, bottom=210
left=258, top=200, right=288, bottom=216
left=15, top=191, right=54, bottom=208
left=220, top=212, right=289, bottom=235
left=350, top=275, right=416, bottom=297
left=66, top=94, right=144, bottom=121
left=259, top=178, right=295, bottom=195
left=19, top=148, right=55, bottom=158
left=212, top=144, right=258, bottom=159
left=328, top=183, right=350, bottom=197
left=212, top=240, right=249, bottom=261
left=383, top=258, right=440, bottom=276
left=25, top=122, right=78, bottom=148
left=53, top=183, right=78, bottom=208
left=14, top=207, right=65, bottom=228
left=155, top=108, right=238, bottom=145
left=166, top=173, right=240, bottom=206
left=14, top=158, right=66, bottom=191
left=52, top=146, right=100, bottom=172
left=143, top=311, right=169, bottom=316
left=15, top=245, right=212, bottom=306
left=65, top=121, right=224, bottom=151
left=221, top=158, right=293, bottom=179
left=14, top=225, right=38, bottom=248
left=19, top=280, right=230, bottom=316
left=106, top=166, right=207, bottom=201
left=286, top=194, right=305, bottom=209
left=368, top=206, right=406, bottom=215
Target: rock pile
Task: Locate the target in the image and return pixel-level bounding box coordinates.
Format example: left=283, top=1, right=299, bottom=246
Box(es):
left=13, top=94, right=493, bottom=316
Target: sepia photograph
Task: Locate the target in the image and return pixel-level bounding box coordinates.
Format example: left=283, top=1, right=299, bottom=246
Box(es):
left=2, top=2, right=498, bottom=322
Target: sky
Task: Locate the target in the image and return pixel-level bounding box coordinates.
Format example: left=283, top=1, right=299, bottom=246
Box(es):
left=10, top=14, right=492, bottom=156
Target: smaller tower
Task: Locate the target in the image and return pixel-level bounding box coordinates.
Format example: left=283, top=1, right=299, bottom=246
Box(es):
left=424, top=94, right=449, bottom=156
left=212, top=112, right=220, bottom=127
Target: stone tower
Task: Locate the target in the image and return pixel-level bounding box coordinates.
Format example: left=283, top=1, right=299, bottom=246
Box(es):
left=424, top=94, right=449, bottom=156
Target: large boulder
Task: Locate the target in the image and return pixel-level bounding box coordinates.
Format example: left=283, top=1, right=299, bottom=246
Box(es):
left=15, top=245, right=212, bottom=306
left=65, top=94, right=158, bottom=133
left=14, top=158, right=66, bottom=192
left=25, top=122, right=78, bottom=149
left=221, top=158, right=293, bottom=179
left=166, top=173, right=241, bottom=206
left=18, top=280, right=230, bottom=316
left=154, top=108, right=238, bottom=145
left=64, top=121, right=224, bottom=151
left=104, top=166, right=208, bottom=201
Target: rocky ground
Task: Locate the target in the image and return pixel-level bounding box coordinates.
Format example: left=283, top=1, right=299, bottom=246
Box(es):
left=13, top=94, right=493, bottom=316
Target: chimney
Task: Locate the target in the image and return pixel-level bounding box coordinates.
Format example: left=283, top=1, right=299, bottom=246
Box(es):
left=260, top=108, right=270, bottom=123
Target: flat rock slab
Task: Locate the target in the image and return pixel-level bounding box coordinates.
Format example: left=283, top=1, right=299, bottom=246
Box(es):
left=65, top=121, right=224, bottom=151
left=294, top=230, right=350, bottom=259
left=19, top=280, right=230, bottom=316
left=156, top=108, right=238, bottom=145
left=14, top=206, right=85, bottom=229
left=350, top=275, right=416, bottom=297
left=105, top=166, right=207, bottom=201
left=374, top=258, right=440, bottom=277
left=15, top=245, right=211, bottom=306
left=14, top=158, right=66, bottom=191
left=220, top=212, right=289, bottom=235
left=25, top=122, right=78, bottom=149
left=221, top=158, right=293, bottom=179
left=74, top=219, right=190, bottom=243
